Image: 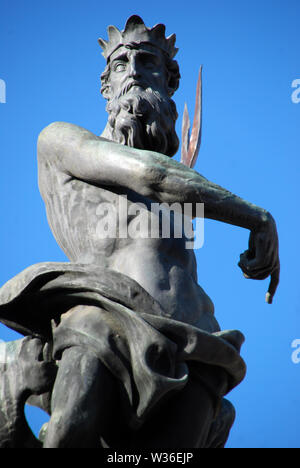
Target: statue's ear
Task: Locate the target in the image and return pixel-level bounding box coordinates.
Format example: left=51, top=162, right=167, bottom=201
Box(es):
left=165, top=59, right=180, bottom=97
left=100, top=65, right=112, bottom=100
left=101, top=85, right=111, bottom=100
left=167, top=80, right=176, bottom=97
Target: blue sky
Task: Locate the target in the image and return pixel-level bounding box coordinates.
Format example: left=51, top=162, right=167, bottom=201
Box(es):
left=0, top=0, right=299, bottom=448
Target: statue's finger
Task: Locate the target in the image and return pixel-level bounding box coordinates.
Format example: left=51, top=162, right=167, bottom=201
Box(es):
left=265, top=266, right=280, bottom=304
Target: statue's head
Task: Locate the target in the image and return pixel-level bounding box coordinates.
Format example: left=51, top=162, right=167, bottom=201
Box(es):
left=98, top=16, right=181, bottom=157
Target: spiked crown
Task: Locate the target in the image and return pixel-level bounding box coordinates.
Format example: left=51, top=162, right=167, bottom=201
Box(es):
left=98, top=15, right=178, bottom=62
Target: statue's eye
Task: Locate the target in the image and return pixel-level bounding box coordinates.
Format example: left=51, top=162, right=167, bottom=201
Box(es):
left=114, top=62, right=126, bottom=72
left=145, top=61, right=155, bottom=69
left=140, top=54, right=157, bottom=69
left=139, top=53, right=159, bottom=70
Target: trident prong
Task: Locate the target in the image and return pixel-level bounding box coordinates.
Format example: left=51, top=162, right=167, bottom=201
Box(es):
left=181, top=66, right=202, bottom=168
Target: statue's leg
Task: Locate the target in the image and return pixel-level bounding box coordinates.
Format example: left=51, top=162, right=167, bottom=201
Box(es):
left=43, top=346, right=118, bottom=448
left=132, top=374, right=215, bottom=448
left=0, top=337, right=56, bottom=448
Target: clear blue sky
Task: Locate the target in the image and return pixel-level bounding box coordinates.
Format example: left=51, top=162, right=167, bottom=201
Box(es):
left=0, top=0, right=299, bottom=448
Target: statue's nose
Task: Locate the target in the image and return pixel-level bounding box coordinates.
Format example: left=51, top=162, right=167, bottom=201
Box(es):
left=128, top=59, right=141, bottom=79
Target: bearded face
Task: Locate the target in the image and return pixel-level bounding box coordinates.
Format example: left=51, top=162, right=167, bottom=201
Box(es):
left=100, top=44, right=180, bottom=157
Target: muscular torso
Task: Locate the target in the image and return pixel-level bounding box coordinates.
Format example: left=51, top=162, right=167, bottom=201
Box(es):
left=39, top=156, right=219, bottom=333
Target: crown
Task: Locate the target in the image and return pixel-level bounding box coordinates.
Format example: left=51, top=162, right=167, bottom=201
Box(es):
left=98, top=15, right=178, bottom=61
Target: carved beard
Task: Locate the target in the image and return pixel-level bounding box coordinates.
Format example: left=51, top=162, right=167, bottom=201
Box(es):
left=105, top=85, right=179, bottom=157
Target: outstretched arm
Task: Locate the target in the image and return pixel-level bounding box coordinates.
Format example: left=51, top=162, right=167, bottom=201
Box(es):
left=38, top=122, right=280, bottom=302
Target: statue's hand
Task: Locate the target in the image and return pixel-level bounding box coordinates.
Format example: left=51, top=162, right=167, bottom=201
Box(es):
left=18, top=337, right=57, bottom=396
left=238, top=212, right=280, bottom=304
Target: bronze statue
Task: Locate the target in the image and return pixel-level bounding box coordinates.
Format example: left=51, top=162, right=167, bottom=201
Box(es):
left=0, top=16, right=279, bottom=448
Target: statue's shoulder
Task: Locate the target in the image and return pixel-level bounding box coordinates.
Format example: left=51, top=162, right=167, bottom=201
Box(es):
left=37, top=122, right=101, bottom=164
left=38, top=121, right=91, bottom=148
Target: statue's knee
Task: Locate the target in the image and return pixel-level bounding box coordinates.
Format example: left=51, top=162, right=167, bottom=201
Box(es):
left=206, top=398, right=236, bottom=448
left=220, top=398, right=236, bottom=428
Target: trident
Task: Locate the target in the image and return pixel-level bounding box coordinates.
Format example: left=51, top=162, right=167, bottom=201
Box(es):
left=180, top=66, right=202, bottom=168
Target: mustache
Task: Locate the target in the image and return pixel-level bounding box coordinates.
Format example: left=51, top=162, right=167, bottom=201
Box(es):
left=110, top=85, right=167, bottom=120
left=118, top=79, right=155, bottom=98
